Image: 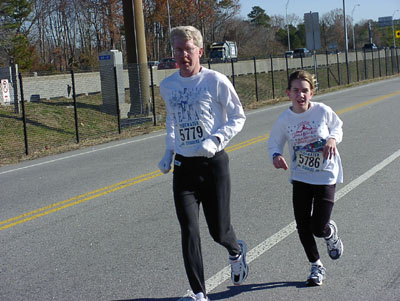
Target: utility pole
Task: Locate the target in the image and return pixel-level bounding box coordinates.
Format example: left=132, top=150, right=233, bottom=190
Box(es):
left=122, top=0, right=151, bottom=117
left=351, top=4, right=360, bottom=51
left=285, top=0, right=291, bottom=51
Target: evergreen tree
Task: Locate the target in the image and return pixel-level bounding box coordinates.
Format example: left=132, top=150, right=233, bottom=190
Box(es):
left=0, top=0, right=33, bottom=69
left=247, top=6, right=271, bottom=28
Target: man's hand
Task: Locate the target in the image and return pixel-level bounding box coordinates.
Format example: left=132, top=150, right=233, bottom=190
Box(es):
left=158, top=150, right=174, bottom=174
left=197, top=136, right=219, bottom=158
left=273, top=155, right=289, bottom=170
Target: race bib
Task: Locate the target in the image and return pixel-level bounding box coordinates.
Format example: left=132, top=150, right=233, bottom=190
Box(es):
left=176, top=120, right=206, bottom=148
left=295, top=150, right=324, bottom=172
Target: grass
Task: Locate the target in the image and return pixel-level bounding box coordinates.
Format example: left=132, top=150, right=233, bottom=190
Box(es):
left=1, top=60, right=399, bottom=167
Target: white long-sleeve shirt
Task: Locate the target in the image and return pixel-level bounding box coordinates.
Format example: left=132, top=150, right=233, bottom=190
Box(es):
left=268, top=102, right=343, bottom=185
left=160, top=67, right=246, bottom=157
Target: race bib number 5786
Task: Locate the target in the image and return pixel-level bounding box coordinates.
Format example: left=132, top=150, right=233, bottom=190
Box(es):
left=295, top=150, right=323, bottom=172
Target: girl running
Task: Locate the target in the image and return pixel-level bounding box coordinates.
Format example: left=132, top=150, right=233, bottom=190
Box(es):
left=268, top=70, right=344, bottom=286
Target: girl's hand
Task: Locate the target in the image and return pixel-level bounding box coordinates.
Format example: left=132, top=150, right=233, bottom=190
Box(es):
left=323, top=138, right=337, bottom=160
left=273, top=155, right=289, bottom=170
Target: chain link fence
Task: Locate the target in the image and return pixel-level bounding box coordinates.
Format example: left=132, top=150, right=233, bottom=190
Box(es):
left=1, top=48, right=399, bottom=165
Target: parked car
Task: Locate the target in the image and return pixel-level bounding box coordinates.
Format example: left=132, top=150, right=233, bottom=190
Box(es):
left=157, top=57, right=178, bottom=70
left=362, top=43, right=378, bottom=51
left=327, top=49, right=341, bottom=54
left=285, top=50, right=294, bottom=58
left=148, top=61, right=159, bottom=68
left=293, top=48, right=312, bottom=58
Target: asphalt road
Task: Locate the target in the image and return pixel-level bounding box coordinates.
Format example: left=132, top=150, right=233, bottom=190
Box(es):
left=1, top=76, right=400, bottom=301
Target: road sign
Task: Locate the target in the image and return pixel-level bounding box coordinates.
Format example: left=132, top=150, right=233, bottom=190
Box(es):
left=396, top=30, right=400, bottom=38
left=304, top=12, right=321, bottom=50
left=1, top=79, right=10, bottom=103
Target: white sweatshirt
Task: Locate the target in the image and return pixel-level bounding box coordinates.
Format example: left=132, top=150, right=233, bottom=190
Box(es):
left=160, top=67, right=246, bottom=157
left=268, top=102, right=343, bottom=185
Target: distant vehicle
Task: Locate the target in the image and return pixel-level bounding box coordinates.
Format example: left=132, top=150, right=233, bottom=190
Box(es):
left=362, top=43, right=378, bottom=51
left=285, top=50, right=294, bottom=58
left=148, top=61, right=159, bottom=68
left=157, top=57, right=178, bottom=70
left=327, top=49, right=341, bottom=55
left=293, top=48, right=312, bottom=58
left=209, top=41, right=238, bottom=63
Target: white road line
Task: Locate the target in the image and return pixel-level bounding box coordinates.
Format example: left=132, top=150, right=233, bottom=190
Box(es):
left=179, top=148, right=400, bottom=299
left=0, top=133, right=166, bottom=175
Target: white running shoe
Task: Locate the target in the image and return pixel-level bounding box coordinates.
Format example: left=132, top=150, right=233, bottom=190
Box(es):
left=325, top=220, right=343, bottom=260
left=229, top=240, right=249, bottom=286
left=306, top=265, right=326, bottom=286
left=187, top=290, right=209, bottom=301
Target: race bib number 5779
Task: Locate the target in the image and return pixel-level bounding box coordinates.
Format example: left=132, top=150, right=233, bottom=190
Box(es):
left=295, top=150, right=323, bottom=172
left=176, top=120, right=206, bottom=147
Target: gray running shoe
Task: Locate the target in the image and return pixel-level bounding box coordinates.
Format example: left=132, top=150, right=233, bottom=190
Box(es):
left=229, top=240, right=249, bottom=285
left=306, top=265, right=326, bottom=286
left=325, top=220, right=343, bottom=260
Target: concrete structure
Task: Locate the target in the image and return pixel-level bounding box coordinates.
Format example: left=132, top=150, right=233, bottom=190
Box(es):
left=99, top=50, right=125, bottom=114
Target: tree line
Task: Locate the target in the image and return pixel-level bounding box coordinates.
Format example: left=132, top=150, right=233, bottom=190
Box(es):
left=0, top=0, right=397, bottom=72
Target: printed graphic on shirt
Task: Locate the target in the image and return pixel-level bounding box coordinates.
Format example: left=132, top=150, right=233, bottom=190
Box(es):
left=167, top=87, right=212, bottom=148
left=287, top=120, right=327, bottom=172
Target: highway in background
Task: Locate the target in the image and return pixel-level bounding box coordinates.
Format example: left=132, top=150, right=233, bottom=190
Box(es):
left=1, top=77, right=399, bottom=300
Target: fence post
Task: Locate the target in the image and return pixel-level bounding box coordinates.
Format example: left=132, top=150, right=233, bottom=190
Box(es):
left=378, top=48, right=382, bottom=77
left=300, top=53, right=304, bottom=69
left=363, top=48, right=367, bottom=80
left=371, top=49, right=375, bottom=78
left=149, top=64, right=157, bottom=126
left=113, top=66, right=121, bottom=134
left=253, top=57, right=259, bottom=102
left=231, top=58, right=235, bottom=88
left=18, top=72, right=29, bottom=155
left=70, top=70, right=80, bottom=143
left=325, top=50, right=330, bottom=88
left=336, top=51, right=341, bottom=85
left=285, top=54, right=289, bottom=83
left=345, top=50, right=350, bottom=84
left=355, top=49, right=360, bottom=82
left=385, top=48, right=388, bottom=76
left=390, top=48, right=394, bottom=75
left=208, top=60, right=211, bottom=69
left=270, top=55, right=275, bottom=99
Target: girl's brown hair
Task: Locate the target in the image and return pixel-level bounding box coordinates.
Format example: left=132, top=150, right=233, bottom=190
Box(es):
left=287, top=70, right=315, bottom=90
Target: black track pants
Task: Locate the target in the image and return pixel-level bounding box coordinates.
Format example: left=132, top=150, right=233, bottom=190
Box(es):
left=173, top=150, right=241, bottom=295
left=292, top=180, right=336, bottom=263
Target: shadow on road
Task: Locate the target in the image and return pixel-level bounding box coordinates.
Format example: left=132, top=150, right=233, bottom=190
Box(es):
left=208, top=281, right=306, bottom=300
left=115, top=280, right=306, bottom=300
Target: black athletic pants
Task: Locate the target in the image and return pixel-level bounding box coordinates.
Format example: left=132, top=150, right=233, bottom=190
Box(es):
left=173, top=150, right=241, bottom=295
left=292, top=180, right=336, bottom=263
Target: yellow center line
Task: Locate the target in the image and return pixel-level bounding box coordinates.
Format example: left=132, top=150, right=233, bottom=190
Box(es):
left=336, top=90, right=400, bottom=115
left=1, top=90, right=399, bottom=231
left=0, top=170, right=161, bottom=227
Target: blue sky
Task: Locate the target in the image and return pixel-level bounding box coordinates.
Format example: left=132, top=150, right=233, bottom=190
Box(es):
left=239, top=0, right=400, bottom=24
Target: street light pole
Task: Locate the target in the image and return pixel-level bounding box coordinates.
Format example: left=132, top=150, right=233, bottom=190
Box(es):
left=286, top=0, right=291, bottom=51
left=392, top=10, right=399, bottom=47
left=167, top=0, right=173, bottom=56
left=351, top=4, right=360, bottom=51
left=343, top=0, right=350, bottom=84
